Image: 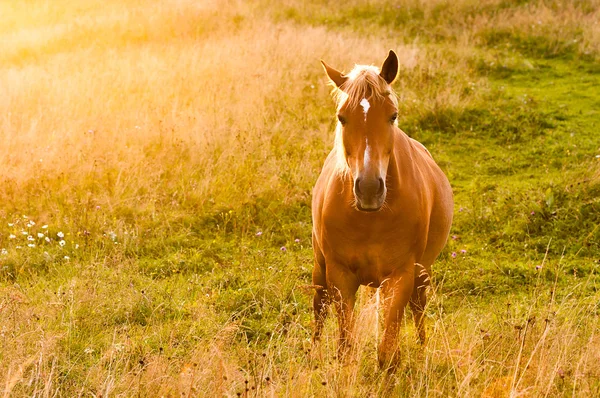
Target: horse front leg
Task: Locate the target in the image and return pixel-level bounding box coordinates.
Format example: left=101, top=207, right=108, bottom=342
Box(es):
left=378, top=267, right=415, bottom=370
left=327, top=265, right=359, bottom=359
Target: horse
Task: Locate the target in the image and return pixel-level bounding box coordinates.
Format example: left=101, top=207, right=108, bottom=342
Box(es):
left=311, top=50, right=454, bottom=368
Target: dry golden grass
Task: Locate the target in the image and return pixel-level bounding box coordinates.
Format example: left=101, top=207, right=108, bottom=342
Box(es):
left=3, top=278, right=599, bottom=396
left=1, top=0, right=598, bottom=203
left=1, top=0, right=490, bottom=212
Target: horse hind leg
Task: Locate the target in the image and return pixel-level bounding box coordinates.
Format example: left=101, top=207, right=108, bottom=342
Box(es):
left=312, top=281, right=329, bottom=342
left=409, top=263, right=430, bottom=345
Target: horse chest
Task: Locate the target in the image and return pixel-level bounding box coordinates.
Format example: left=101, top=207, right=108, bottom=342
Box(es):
left=321, top=212, right=423, bottom=284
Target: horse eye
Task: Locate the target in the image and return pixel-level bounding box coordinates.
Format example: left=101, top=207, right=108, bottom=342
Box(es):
left=390, top=113, right=398, bottom=123
left=338, top=115, right=347, bottom=125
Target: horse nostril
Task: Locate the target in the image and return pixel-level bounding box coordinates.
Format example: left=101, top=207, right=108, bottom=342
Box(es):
left=377, top=178, right=385, bottom=196
left=354, top=178, right=362, bottom=195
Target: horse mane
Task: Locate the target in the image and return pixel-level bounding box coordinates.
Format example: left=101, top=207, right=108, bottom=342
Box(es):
left=330, top=65, right=399, bottom=175
left=331, top=65, right=398, bottom=111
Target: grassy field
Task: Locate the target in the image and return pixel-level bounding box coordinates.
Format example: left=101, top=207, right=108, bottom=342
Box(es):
left=1, top=0, right=599, bottom=396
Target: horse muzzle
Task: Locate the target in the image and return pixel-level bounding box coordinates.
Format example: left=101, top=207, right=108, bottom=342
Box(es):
left=354, top=177, right=386, bottom=211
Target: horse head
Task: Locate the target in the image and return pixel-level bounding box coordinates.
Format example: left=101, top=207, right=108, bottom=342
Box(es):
left=322, top=50, right=399, bottom=212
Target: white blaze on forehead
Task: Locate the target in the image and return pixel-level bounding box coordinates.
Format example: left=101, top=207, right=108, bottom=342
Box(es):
left=359, top=98, right=370, bottom=121
left=361, top=99, right=371, bottom=169
left=363, top=137, right=371, bottom=169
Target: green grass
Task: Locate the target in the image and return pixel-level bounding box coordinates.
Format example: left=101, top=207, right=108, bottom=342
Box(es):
left=1, top=0, right=599, bottom=396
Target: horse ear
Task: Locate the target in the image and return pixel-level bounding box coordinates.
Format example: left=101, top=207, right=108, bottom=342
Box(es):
left=380, top=50, right=398, bottom=84
left=321, top=60, right=348, bottom=88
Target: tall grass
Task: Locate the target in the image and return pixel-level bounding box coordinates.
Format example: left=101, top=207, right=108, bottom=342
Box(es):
left=1, top=0, right=599, bottom=396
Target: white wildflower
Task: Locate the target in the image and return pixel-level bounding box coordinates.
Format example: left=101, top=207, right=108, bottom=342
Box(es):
left=64, top=256, right=70, bottom=260
left=59, top=240, right=66, bottom=247
left=1, top=248, right=7, bottom=255
left=37, top=233, right=44, bottom=238
left=28, top=244, right=35, bottom=248
left=27, top=235, right=34, bottom=241
left=57, top=231, right=65, bottom=238
left=8, top=223, right=13, bottom=227
left=42, top=225, right=48, bottom=229
left=9, top=234, right=16, bottom=239
left=45, top=237, right=51, bottom=242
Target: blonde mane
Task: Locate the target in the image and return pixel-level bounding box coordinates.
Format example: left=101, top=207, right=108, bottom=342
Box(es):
left=330, top=65, right=399, bottom=175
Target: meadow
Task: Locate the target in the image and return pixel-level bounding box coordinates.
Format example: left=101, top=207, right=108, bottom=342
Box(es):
left=1, top=0, right=599, bottom=396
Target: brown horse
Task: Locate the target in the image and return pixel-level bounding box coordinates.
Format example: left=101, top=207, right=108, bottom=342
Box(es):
left=311, top=50, right=453, bottom=368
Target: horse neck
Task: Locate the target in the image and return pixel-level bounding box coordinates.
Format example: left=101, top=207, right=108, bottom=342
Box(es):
left=386, top=128, right=415, bottom=196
